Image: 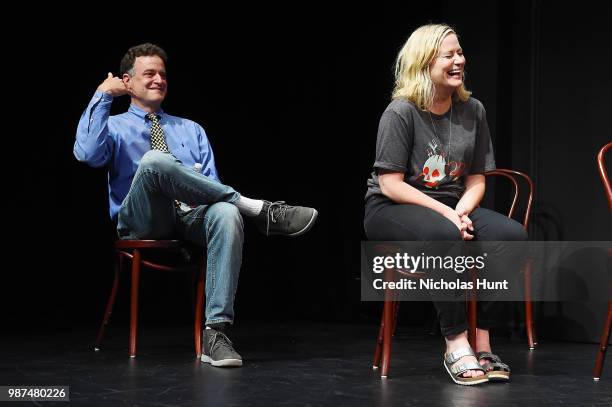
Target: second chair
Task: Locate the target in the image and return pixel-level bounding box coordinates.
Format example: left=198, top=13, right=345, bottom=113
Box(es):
left=94, top=239, right=206, bottom=358
left=372, top=168, right=534, bottom=378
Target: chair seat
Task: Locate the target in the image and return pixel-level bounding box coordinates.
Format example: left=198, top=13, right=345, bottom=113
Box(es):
left=115, top=240, right=201, bottom=272
left=114, top=239, right=184, bottom=249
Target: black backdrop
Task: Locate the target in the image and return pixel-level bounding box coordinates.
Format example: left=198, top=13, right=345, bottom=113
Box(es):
left=3, top=1, right=610, bottom=342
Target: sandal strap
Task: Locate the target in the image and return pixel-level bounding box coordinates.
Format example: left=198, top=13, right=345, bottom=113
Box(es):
left=450, top=361, right=484, bottom=376
left=445, top=347, right=475, bottom=364
left=476, top=351, right=501, bottom=363
left=488, top=361, right=510, bottom=372
left=476, top=352, right=510, bottom=372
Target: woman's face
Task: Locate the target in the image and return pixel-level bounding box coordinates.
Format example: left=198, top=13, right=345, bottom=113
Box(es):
left=429, top=33, right=466, bottom=94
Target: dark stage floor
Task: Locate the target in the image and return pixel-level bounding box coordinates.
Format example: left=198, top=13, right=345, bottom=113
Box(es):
left=1, top=322, right=611, bottom=406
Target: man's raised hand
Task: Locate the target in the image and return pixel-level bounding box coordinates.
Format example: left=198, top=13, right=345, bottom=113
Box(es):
left=97, top=72, right=130, bottom=97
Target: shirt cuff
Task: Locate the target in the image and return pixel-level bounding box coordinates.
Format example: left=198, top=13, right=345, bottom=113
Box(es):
left=373, top=161, right=407, bottom=173
left=93, top=89, right=114, bottom=102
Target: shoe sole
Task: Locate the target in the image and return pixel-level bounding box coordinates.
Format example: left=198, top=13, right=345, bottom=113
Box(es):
left=201, top=354, right=243, bottom=367
left=487, top=372, right=510, bottom=382
left=285, top=209, right=318, bottom=237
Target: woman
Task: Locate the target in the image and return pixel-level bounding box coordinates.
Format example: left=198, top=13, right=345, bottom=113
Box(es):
left=364, top=24, right=527, bottom=385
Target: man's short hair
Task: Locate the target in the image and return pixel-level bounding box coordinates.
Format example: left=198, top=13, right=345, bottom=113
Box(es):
left=120, top=43, right=168, bottom=76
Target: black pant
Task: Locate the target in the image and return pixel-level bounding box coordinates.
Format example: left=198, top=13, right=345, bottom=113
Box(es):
left=364, top=197, right=528, bottom=337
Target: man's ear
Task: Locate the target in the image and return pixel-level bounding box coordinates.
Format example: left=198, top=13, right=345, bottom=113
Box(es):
left=122, top=73, right=131, bottom=88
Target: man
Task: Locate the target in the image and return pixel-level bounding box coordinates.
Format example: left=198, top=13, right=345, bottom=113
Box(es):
left=74, top=43, right=318, bottom=367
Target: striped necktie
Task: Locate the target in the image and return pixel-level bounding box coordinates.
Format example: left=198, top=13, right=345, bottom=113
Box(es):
left=146, top=113, right=170, bottom=153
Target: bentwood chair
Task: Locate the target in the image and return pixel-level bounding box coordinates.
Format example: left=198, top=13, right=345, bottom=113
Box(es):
left=372, top=168, right=534, bottom=378
left=94, top=239, right=206, bottom=358
left=467, top=169, right=536, bottom=350
left=593, top=141, right=612, bottom=381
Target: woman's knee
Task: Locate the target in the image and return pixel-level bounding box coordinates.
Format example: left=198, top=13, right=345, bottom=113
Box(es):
left=499, top=220, right=528, bottom=241
left=472, top=208, right=528, bottom=241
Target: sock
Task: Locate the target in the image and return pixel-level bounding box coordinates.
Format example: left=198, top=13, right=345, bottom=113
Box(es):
left=234, top=196, right=264, bottom=217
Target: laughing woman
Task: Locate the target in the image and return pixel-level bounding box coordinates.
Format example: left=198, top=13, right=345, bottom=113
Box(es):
left=364, top=24, right=527, bottom=385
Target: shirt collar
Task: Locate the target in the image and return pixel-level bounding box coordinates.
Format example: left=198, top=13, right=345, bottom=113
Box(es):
left=128, top=104, right=166, bottom=122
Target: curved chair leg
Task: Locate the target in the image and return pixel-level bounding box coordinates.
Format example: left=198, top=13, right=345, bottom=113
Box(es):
left=129, top=249, right=141, bottom=358
left=95, top=252, right=123, bottom=350
left=468, top=298, right=477, bottom=349
left=380, top=267, right=397, bottom=378
left=373, top=305, right=385, bottom=370
left=524, top=258, right=537, bottom=349
left=468, top=269, right=477, bottom=349
left=373, top=301, right=401, bottom=371
left=525, top=299, right=537, bottom=349
left=594, top=301, right=612, bottom=381
left=194, top=256, right=205, bottom=358
left=381, top=299, right=395, bottom=378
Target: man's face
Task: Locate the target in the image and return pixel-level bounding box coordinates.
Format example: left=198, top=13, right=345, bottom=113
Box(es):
left=124, top=55, right=167, bottom=110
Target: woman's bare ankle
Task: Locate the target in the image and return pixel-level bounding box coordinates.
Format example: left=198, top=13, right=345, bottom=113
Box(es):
left=445, top=331, right=471, bottom=353
left=475, top=328, right=492, bottom=353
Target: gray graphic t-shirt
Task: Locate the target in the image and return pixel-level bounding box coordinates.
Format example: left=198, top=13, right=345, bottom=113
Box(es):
left=365, top=97, right=496, bottom=204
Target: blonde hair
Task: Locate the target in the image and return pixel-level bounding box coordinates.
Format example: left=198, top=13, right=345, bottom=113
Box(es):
left=392, top=24, right=471, bottom=110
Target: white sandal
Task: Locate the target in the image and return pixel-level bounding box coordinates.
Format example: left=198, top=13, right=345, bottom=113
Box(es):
left=443, top=347, right=489, bottom=386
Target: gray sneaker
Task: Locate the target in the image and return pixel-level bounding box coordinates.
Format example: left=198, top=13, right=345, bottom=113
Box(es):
left=201, top=328, right=243, bottom=367
left=255, top=201, right=318, bottom=237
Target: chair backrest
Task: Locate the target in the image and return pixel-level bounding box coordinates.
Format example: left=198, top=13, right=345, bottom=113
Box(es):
left=598, top=142, right=612, bottom=217
left=484, top=169, right=534, bottom=230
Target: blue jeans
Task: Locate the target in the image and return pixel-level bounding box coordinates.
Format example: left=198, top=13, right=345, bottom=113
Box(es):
left=117, top=150, right=244, bottom=326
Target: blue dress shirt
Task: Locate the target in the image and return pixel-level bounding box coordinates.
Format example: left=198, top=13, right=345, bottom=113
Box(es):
left=74, top=91, right=220, bottom=220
